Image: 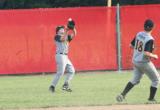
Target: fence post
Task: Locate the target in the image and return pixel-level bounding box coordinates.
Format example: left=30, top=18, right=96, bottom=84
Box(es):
left=116, top=2, right=122, bottom=71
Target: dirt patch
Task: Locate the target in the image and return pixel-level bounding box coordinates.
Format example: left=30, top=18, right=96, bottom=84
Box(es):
left=21, top=104, right=160, bottom=110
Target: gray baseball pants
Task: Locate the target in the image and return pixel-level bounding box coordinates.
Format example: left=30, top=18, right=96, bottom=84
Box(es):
left=130, top=61, right=160, bottom=88
left=51, top=54, right=75, bottom=87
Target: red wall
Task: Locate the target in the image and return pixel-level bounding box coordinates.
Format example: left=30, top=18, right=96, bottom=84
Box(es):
left=0, top=7, right=117, bottom=74
left=1, top=5, right=160, bottom=74
left=121, top=5, right=160, bottom=69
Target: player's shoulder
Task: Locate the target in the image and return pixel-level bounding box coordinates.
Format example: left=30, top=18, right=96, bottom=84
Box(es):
left=136, top=31, right=145, bottom=39
left=136, top=31, right=145, bottom=36
left=55, top=34, right=61, bottom=38
left=54, top=34, right=61, bottom=42
left=136, top=31, right=153, bottom=40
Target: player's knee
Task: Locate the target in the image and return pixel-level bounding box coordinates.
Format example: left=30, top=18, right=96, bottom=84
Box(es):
left=69, top=71, right=75, bottom=76
left=151, top=79, right=160, bottom=88
left=56, top=71, right=64, bottom=77
left=72, top=68, right=75, bottom=73
left=69, top=68, right=75, bottom=74
left=130, top=80, right=140, bottom=85
left=133, top=81, right=140, bottom=85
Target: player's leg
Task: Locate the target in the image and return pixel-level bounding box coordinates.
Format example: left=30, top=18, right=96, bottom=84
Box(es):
left=143, top=62, right=160, bottom=101
left=62, top=57, right=75, bottom=92
left=116, top=64, right=143, bottom=102
left=49, top=55, right=67, bottom=93
left=122, top=66, right=143, bottom=96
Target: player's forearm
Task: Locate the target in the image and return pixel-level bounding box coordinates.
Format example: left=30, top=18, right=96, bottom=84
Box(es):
left=73, top=28, right=77, bottom=36
left=71, top=28, right=77, bottom=37
left=144, top=51, right=158, bottom=59
left=70, top=28, right=77, bottom=38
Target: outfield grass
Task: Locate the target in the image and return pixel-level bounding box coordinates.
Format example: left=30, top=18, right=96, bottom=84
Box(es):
left=0, top=71, right=160, bottom=109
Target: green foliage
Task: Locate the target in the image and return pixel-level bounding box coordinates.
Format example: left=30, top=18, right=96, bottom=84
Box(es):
left=0, top=0, right=107, bottom=9
left=0, top=0, right=160, bottom=9
left=118, top=0, right=160, bottom=5
left=0, top=71, right=160, bottom=109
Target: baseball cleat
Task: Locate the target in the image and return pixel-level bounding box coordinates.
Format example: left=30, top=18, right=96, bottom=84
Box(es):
left=49, top=85, right=55, bottom=93
left=116, top=94, right=124, bottom=102
left=147, top=99, right=157, bottom=104
left=62, top=83, right=72, bottom=92
left=62, top=87, right=72, bottom=92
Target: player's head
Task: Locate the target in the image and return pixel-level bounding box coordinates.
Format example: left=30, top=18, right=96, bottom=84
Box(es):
left=56, top=25, right=65, bottom=35
left=144, top=19, right=154, bottom=32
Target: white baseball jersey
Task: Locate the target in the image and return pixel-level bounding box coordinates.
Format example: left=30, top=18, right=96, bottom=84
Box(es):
left=132, top=31, right=154, bottom=63
left=55, top=35, right=72, bottom=54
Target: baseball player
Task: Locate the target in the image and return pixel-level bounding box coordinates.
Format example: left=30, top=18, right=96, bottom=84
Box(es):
left=116, top=19, right=160, bottom=102
left=49, top=18, right=76, bottom=93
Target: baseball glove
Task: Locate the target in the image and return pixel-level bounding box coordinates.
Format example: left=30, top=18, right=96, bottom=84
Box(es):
left=67, top=18, right=75, bottom=30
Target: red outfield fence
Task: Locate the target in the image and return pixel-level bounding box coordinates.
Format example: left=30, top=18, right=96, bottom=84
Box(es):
left=0, top=7, right=117, bottom=74
left=121, top=5, right=160, bottom=69
left=0, top=5, right=160, bottom=74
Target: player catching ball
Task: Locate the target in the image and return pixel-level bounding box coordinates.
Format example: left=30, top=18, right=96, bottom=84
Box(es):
left=49, top=18, right=77, bottom=93
left=116, top=19, right=160, bottom=102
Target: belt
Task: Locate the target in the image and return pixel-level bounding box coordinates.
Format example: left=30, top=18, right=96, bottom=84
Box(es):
left=56, top=53, right=68, bottom=55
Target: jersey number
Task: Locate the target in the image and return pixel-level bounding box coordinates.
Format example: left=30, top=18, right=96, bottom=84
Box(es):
left=135, top=40, right=143, bottom=52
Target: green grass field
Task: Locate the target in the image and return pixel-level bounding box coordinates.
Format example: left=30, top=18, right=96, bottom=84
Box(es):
left=0, top=71, right=160, bottom=109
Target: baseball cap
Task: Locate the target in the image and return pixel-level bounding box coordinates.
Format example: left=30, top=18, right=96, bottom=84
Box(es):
left=144, top=19, right=154, bottom=31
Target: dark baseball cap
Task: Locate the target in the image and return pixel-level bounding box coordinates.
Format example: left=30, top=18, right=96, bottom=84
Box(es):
left=144, top=19, right=154, bottom=31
